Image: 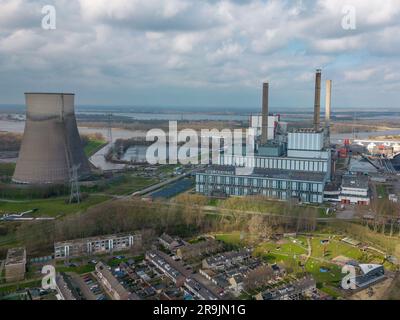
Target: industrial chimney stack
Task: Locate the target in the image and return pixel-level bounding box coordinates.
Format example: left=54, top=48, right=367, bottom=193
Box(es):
left=313, top=69, right=322, bottom=131
left=325, top=80, right=332, bottom=129
left=261, top=82, right=269, bottom=145
left=325, top=80, right=332, bottom=148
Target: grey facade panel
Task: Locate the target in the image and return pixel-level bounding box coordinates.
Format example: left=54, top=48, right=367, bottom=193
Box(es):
left=195, top=166, right=326, bottom=204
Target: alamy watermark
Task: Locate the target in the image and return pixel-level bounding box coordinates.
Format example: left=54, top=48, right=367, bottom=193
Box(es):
left=145, top=121, right=256, bottom=175
left=41, top=5, right=56, bottom=30
left=341, top=264, right=357, bottom=290
left=342, top=5, right=357, bottom=30
left=41, top=265, right=57, bottom=290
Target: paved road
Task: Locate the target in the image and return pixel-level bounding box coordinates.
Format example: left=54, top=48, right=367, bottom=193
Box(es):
left=336, top=207, right=357, bottom=220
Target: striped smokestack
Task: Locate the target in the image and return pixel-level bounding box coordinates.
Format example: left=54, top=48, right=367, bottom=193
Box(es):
left=261, top=82, right=269, bottom=145
left=325, top=80, right=332, bottom=128
left=313, top=69, right=322, bottom=131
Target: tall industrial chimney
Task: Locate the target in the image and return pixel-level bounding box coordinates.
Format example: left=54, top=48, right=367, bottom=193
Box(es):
left=261, top=82, right=269, bottom=145
left=13, top=93, right=91, bottom=184
left=324, top=80, right=332, bottom=148
left=325, top=80, right=332, bottom=128
left=313, top=69, right=322, bottom=131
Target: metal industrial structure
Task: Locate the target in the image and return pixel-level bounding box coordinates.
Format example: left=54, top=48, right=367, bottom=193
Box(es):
left=196, top=70, right=334, bottom=204
left=13, top=93, right=91, bottom=184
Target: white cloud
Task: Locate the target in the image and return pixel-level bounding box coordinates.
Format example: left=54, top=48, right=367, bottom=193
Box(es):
left=344, top=68, right=377, bottom=82
left=0, top=0, right=400, bottom=107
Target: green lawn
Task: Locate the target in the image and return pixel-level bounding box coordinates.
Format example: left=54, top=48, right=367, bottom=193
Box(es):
left=215, top=232, right=243, bottom=246
left=309, top=237, right=364, bottom=261
left=84, top=139, right=107, bottom=157
left=0, top=279, right=42, bottom=295
left=107, top=254, right=144, bottom=267
left=104, top=175, right=157, bottom=195
left=376, top=184, right=387, bottom=198
left=56, top=264, right=95, bottom=275
left=304, top=258, right=342, bottom=284
left=0, top=195, right=110, bottom=217
left=0, top=231, right=19, bottom=249
left=254, top=239, right=308, bottom=258
left=0, top=163, right=15, bottom=178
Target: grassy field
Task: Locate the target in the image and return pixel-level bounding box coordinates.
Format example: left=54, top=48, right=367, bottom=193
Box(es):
left=0, top=163, right=15, bottom=178
left=215, top=231, right=391, bottom=295
left=205, top=196, right=331, bottom=219
left=103, top=175, right=157, bottom=196
left=215, top=232, right=243, bottom=246
left=0, top=279, right=42, bottom=295
left=56, top=264, right=95, bottom=275
left=309, top=237, right=364, bottom=261
left=84, top=139, right=106, bottom=157
left=304, top=259, right=342, bottom=285
left=0, top=195, right=110, bottom=217
left=376, top=184, right=388, bottom=198
left=255, top=238, right=308, bottom=257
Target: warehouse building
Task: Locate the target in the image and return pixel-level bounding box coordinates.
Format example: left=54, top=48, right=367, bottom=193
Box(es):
left=54, top=233, right=141, bottom=259
left=339, top=174, right=370, bottom=205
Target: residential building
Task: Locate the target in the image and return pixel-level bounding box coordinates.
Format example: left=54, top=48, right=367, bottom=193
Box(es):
left=158, top=233, right=186, bottom=252
left=176, top=239, right=224, bottom=260
left=146, top=250, right=190, bottom=287
left=54, top=232, right=141, bottom=259
left=184, top=277, right=220, bottom=300
left=345, top=262, right=385, bottom=288
left=202, top=249, right=252, bottom=270
left=5, top=247, right=26, bottom=283
left=55, top=273, right=80, bottom=300
left=95, top=262, right=137, bottom=300
left=256, top=276, right=317, bottom=300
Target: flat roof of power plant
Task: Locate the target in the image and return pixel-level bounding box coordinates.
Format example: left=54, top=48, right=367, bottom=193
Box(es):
left=342, top=174, right=369, bottom=189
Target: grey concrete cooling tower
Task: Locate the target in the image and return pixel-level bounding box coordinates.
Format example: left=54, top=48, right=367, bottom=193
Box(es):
left=13, top=93, right=91, bottom=184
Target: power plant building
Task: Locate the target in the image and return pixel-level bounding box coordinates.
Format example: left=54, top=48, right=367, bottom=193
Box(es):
left=196, top=70, right=333, bottom=204
left=13, top=93, right=91, bottom=184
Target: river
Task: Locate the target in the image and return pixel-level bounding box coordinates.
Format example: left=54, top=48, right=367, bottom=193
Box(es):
left=3, top=119, right=400, bottom=170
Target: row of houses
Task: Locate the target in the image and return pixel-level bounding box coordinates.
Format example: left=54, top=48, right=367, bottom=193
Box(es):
left=94, top=262, right=140, bottom=300
left=256, top=276, right=317, bottom=300
left=54, top=232, right=142, bottom=259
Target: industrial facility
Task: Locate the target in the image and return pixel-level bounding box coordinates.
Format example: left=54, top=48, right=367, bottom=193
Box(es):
left=196, top=70, right=333, bottom=204
left=12, top=93, right=91, bottom=184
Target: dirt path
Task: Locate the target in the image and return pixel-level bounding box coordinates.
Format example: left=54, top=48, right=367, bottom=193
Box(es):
left=306, top=238, right=312, bottom=262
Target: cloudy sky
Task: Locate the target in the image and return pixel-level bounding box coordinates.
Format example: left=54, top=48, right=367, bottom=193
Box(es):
left=1, top=0, right=400, bottom=110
